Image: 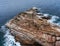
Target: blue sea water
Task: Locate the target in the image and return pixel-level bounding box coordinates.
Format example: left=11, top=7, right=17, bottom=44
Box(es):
left=0, top=0, right=60, bottom=46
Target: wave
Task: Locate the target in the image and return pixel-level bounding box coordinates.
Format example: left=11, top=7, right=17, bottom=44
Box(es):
left=37, top=11, right=60, bottom=26
left=0, top=26, right=21, bottom=46
left=42, top=13, right=60, bottom=26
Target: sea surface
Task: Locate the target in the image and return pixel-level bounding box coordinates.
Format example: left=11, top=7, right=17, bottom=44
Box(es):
left=0, top=0, right=60, bottom=46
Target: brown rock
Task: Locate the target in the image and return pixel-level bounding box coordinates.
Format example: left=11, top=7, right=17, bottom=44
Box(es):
left=56, top=41, right=60, bottom=46
left=5, top=7, right=60, bottom=46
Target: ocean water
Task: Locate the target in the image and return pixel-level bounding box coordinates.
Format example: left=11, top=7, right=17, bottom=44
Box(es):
left=0, top=0, right=60, bottom=46
left=0, top=26, right=21, bottom=46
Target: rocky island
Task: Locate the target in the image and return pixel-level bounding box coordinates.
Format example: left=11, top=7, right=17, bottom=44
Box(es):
left=5, top=7, right=60, bottom=46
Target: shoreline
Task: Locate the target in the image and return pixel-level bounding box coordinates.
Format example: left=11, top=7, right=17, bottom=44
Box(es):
left=5, top=7, right=60, bottom=46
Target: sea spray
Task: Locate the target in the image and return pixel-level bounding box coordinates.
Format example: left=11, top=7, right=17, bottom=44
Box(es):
left=42, top=13, right=60, bottom=26
left=48, top=15, right=60, bottom=26
left=0, top=26, right=21, bottom=46
left=48, top=15, right=59, bottom=23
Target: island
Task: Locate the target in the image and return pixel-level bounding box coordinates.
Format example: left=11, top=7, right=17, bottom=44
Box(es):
left=5, top=7, right=60, bottom=46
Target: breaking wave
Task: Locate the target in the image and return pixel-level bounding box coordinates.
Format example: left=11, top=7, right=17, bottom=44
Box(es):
left=43, top=14, right=60, bottom=26
left=0, top=26, right=21, bottom=46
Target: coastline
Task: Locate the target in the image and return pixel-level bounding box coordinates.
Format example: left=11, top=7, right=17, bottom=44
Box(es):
left=5, top=7, right=60, bottom=46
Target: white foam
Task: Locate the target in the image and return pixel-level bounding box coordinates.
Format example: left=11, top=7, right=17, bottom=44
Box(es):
left=39, top=13, right=60, bottom=26
left=37, top=13, right=60, bottom=26
left=0, top=26, right=21, bottom=46
left=43, top=14, right=49, bottom=17
left=48, top=15, right=59, bottom=23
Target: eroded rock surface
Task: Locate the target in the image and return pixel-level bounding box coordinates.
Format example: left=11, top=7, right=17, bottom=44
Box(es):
left=5, top=7, right=60, bottom=46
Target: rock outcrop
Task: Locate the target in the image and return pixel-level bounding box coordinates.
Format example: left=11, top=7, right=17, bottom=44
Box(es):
left=5, top=7, right=60, bottom=46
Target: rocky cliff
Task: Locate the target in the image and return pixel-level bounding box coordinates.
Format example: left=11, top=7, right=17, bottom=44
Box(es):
left=5, top=7, right=60, bottom=46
